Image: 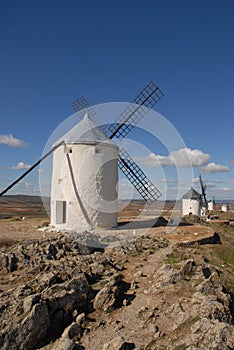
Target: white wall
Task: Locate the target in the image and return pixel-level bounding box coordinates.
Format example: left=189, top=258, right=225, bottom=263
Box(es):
left=221, top=204, right=229, bottom=212
left=51, top=142, right=119, bottom=231
left=182, top=198, right=201, bottom=217
left=208, top=201, right=214, bottom=211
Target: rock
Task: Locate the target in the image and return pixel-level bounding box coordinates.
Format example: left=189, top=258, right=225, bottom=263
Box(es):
left=0, top=254, right=9, bottom=273
left=44, top=274, right=89, bottom=316
left=185, top=318, right=234, bottom=349
left=191, top=292, right=232, bottom=323
left=51, top=338, right=76, bottom=350
left=76, top=312, right=85, bottom=324
left=9, top=253, right=18, bottom=272
left=47, top=243, right=58, bottom=258
left=180, top=259, right=194, bottom=277
left=94, top=274, right=121, bottom=311
left=102, top=336, right=135, bottom=350
left=134, top=270, right=143, bottom=278
left=61, top=321, right=82, bottom=340
left=21, top=302, right=50, bottom=348
left=15, top=284, right=33, bottom=298
left=154, top=264, right=181, bottom=286
left=196, top=271, right=223, bottom=296
left=23, top=293, right=41, bottom=313
left=90, top=262, right=105, bottom=275
left=70, top=232, right=105, bottom=254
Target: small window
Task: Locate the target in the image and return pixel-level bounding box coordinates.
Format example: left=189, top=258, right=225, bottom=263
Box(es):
left=56, top=201, right=66, bottom=224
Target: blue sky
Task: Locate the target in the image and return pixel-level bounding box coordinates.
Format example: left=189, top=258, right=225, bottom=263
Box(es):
left=0, top=0, right=234, bottom=200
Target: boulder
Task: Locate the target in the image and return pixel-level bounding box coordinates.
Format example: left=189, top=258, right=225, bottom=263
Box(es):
left=61, top=322, right=82, bottom=340
left=180, top=259, right=194, bottom=277
left=21, top=301, right=50, bottom=349
left=154, top=264, right=181, bottom=286
left=94, top=274, right=121, bottom=311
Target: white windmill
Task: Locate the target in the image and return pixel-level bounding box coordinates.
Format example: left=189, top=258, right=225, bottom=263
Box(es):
left=0, top=82, right=163, bottom=231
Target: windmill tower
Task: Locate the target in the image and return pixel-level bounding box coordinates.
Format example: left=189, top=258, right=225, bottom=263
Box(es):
left=208, top=197, right=215, bottom=212
left=50, top=114, right=119, bottom=231
left=182, top=187, right=202, bottom=217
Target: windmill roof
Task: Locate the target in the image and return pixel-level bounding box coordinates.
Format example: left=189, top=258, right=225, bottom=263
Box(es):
left=182, top=187, right=202, bottom=200
left=55, top=113, right=117, bottom=147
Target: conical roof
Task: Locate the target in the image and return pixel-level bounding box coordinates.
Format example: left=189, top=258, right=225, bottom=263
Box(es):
left=56, top=113, right=117, bottom=147
left=182, top=187, right=201, bottom=200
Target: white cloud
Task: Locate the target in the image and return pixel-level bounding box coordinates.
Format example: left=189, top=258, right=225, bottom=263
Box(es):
left=0, top=134, right=26, bottom=148
left=221, top=187, right=232, bottom=191
left=201, top=162, right=230, bottom=174
left=17, top=181, right=34, bottom=189
left=135, top=148, right=210, bottom=168
left=11, top=162, right=31, bottom=170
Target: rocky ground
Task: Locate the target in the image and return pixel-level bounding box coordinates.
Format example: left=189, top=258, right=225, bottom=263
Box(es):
left=0, top=223, right=234, bottom=350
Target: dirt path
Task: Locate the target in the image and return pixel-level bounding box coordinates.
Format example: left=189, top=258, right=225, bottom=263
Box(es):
left=80, top=243, right=173, bottom=349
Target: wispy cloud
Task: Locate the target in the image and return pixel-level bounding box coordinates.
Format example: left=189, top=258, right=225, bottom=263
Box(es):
left=192, top=177, right=223, bottom=187
left=11, top=162, right=31, bottom=170
left=135, top=148, right=210, bottom=168
left=230, top=160, right=234, bottom=166
left=201, top=162, right=230, bottom=174
left=220, top=187, right=232, bottom=191
left=0, top=134, right=27, bottom=148
left=17, top=181, right=34, bottom=189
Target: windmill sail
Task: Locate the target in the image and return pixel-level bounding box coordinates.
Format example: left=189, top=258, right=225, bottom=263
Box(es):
left=108, top=81, right=164, bottom=139
left=71, top=82, right=163, bottom=204
left=199, top=174, right=208, bottom=209
left=118, top=148, right=161, bottom=203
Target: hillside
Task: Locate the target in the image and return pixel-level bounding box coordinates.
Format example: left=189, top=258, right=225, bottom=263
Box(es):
left=0, top=213, right=234, bottom=349
left=0, top=195, right=49, bottom=218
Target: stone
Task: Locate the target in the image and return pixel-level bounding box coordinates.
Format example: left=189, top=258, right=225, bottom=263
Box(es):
left=196, top=271, right=223, bottom=296
left=102, top=336, right=135, bottom=350
left=134, top=270, right=143, bottom=278
left=93, top=274, right=121, bottom=311
left=90, top=262, right=105, bottom=275
left=9, top=253, right=18, bottom=272
left=154, top=264, right=181, bottom=286
left=19, top=302, right=50, bottom=350
left=51, top=338, right=76, bottom=350
left=180, top=259, right=194, bottom=277
left=0, top=254, right=9, bottom=272
left=61, top=321, right=82, bottom=340
left=191, top=292, right=232, bottom=323
left=76, top=312, right=85, bottom=324
left=185, top=318, right=234, bottom=349
left=23, top=293, right=41, bottom=313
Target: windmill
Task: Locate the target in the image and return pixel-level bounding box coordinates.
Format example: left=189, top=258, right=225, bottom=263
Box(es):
left=0, top=81, right=164, bottom=230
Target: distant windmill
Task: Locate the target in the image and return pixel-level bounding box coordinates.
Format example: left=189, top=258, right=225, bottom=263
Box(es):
left=0, top=81, right=164, bottom=231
